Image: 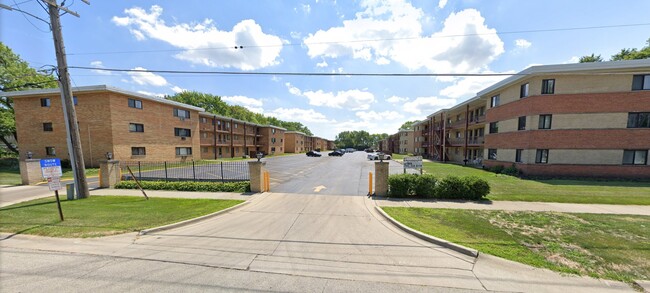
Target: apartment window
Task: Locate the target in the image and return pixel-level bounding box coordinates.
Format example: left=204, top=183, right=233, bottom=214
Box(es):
left=520, top=83, right=529, bottom=98
left=129, top=123, right=144, bottom=132
left=627, top=112, right=650, bottom=128
left=128, top=98, right=143, bottom=109
left=174, top=128, right=191, bottom=137
left=489, top=122, right=499, bottom=134
left=200, top=117, right=207, bottom=123
left=623, top=150, right=648, bottom=165
left=173, top=108, right=190, bottom=119
left=202, top=147, right=208, bottom=153
left=515, top=149, right=523, bottom=163
left=40, top=98, right=51, bottom=107
left=176, top=147, right=192, bottom=156
left=43, top=122, right=53, bottom=132
left=535, top=149, right=549, bottom=164
left=131, top=147, right=146, bottom=156
left=538, top=115, right=552, bottom=129
left=632, top=74, right=650, bottom=90
left=272, top=129, right=276, bottom=134
left=490, top=95, right=500, bottom=108
left=518, top=116, right=526, bottom=130
left=271, top=138, right=276, bottom=143
left=45, top=146, right=56, bottom=156
left=456, top=114, right=461, bottom=121
left=234, top=123, right=238, bottom=129
left=488, top=149, right=497, bottom=160
left=455, top=131, right=461, bottom=138
left=542, top=79, right=555, bottom=94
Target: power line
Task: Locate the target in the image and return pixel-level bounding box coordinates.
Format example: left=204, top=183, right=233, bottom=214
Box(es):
left=66, top=22, right=650, bottom=56
left=69, top=66, right=524, bottom=77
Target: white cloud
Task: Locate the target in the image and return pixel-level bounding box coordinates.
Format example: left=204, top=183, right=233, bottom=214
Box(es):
left=90, top=61, right=111, bottom=75
left=515, top=39, right=532, bottom=49
left=566, top=56, right=580, bottom=64
left=304, top=3, right=504, bottom=73
left=402, top=96, right=457, bottom=115
left=290, top=31, right=302, bottom=39
left=386, top=95, right=409, bottom=104
left=171, top=86, right=186, bottom=93
left=285, top=82, right=303, bottom=96
left=112, top=5, right=283, bottom=70
left=356, top=110, right=403, bottom=121
left=438, top=0, right=448, bottom=9
left=267, top=108, right=333, bottom=123
left=439, top=71, right=513, bottom=99
left=302, top=4, right=311, bottom=14
left=286, top=83, right=374, bottom=110
left=128, top=67, right=168, bottom=86
left=137, top=90, right=165, bottom=98
left=316, top=60, right=328, bottom=67
left=222, top=95, right=264, bottom=113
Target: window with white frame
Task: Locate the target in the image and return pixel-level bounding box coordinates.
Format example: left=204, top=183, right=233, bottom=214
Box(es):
left=176, top=147, right=192, bottom=156
left=131, top=147, right=146, bottom=156
left=173, top=108, right=190, bottom=119
left=128, top=98, right=143, bottom=109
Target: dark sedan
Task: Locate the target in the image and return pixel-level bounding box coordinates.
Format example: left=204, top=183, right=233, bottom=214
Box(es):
left=328, top=150, right=344, bottom=156
left=306, top=151, right=322, bottom=157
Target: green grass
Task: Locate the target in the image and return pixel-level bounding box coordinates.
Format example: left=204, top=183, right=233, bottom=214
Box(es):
left=383, top=207, right=650, bottom=283
left=61, top=168, right=99, bottom=180
left=0, top=166, right=21, bottom=186
left=0, top=196, right=243, bottom=238
left=422, top=162, right=650, bottom=205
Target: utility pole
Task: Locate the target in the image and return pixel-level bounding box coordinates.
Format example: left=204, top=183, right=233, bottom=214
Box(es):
left=46, top=0, right=90, bottom=199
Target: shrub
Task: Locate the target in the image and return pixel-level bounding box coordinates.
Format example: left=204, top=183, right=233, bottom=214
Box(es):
left=501, top=164, right=519, bottom=177
left=413, top=174, right=437, bottom=198
left=463, top=176, right=490, bottom=200
left=490, top=165, right=504, bottom=174
left=115, top=180, right=250, bottom=193
left=436, top=176, right=469, bottom=199
left=388, top=173, right=416, bottom=197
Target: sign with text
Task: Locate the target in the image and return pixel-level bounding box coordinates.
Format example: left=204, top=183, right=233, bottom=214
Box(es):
left=40, top=158, right=63, bottom=178
left=403, top=156, right=423, bottom=169
left=47, top=177, right=62, bottom=191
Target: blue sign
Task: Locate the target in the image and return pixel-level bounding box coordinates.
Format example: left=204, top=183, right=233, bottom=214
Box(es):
left=40, top=158, right=61, bottom=168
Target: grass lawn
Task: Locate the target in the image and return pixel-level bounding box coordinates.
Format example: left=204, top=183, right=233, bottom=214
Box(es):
left=422, top=162, right=650, bottom=205
left=0, top=166, right=21, bottom=186
left=61, top=168, right=99, bottom=180
left=0, top=196, right=243, bottom=238
left=383, top=207, right=650, bottom=283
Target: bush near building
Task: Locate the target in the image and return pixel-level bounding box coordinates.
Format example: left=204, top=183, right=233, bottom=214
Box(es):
left=387, top=173, right=490, bottom=200
left=115, top=180, right=250, bottom=193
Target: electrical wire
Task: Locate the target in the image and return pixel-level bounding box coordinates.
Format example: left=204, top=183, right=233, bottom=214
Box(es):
left=11, top=0, right=50, bottom=32
left=66, top=22, right=650, bottom=56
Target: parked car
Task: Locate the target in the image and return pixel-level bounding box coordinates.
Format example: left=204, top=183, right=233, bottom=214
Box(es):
left=367, top=152, right=391, bottom=160
left=345, top=148, right=356, bottom=153
left=306, top=150, right=322, bottom=157
left=328, top=150, right=344, bottom=156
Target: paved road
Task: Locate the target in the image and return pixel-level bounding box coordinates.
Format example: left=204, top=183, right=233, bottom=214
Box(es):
left=265, top=151, right=412, bottom=195
left=0, top=177, right=99, bottom=207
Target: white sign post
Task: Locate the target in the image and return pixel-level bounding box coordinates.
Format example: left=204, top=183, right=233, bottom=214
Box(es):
left=403, top=156, right=423, bottom=174
left=40, top=158, right=64, bottom=221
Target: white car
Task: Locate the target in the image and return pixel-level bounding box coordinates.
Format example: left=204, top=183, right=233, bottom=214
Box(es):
left=367, top=152, right=391, bottom=160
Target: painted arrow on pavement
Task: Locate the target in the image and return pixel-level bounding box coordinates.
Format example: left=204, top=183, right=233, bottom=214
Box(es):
left=313, top=185, right=326, bottom=192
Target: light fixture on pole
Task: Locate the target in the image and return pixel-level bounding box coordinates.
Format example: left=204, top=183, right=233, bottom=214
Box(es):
left=26, top=151, right=33, bottom=159
left=105, top=152, right=113, bottom=160
left=256, top=152, right=263, bottom=162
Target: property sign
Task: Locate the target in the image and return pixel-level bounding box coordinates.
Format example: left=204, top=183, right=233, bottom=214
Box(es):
left=40, top=158, right=63, bottom=178
left=47, top=176, right=62, bottom=191
left=403, top=156, right=423, bottom=169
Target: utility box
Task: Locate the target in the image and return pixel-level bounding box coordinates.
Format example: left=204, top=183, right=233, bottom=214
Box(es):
left=66, top=183, right=75, bottom=200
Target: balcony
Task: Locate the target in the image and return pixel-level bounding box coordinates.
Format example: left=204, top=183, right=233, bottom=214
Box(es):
left=469, top=115, right=486, bottom=124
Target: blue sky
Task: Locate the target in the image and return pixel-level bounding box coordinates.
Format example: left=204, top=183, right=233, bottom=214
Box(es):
left=2, top=0, right=649, bottom=140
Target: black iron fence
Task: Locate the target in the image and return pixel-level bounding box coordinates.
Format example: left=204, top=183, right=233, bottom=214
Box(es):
left=121, top=160, right=250, bottom=182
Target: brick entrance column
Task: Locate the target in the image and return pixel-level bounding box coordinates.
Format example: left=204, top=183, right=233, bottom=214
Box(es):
left=20, top=159, right=42, bottom=185
left=374, top=161, right=389, bottom=196
left=248, top=161, right=266, bottom=193
left=99, top=160, right=121, bottom=188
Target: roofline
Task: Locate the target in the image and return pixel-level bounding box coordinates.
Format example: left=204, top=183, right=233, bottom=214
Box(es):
left=260, top=125, right=287, bottom=131
left=477, top=59, right=650, bottom=96
left=285, top=131, right=307, bottom=136
left=1, top=85, right=205, bottom=112
left=198, top=112, right=262, bottom=126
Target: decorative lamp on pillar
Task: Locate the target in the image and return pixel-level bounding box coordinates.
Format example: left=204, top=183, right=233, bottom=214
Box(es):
left=105, top=152, right=113, bottom=160
left=379, top=153, right=386, bottom=162
left=26, top=151, right=33, bottom=159
left=256, top=152, right=263, bottom=162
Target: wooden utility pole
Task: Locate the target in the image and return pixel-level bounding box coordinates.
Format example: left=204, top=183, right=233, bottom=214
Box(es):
left=46, top=1, right=90, bottom=199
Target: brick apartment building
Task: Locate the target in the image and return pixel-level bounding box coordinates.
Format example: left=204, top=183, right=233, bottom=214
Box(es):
left=6, top=85, right=333, bottom=167
left=285, top=131, right=307, bottom=153
left=383, top=60, right=650, bottom=178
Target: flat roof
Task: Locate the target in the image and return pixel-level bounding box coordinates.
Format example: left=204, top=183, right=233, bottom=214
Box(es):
left=285, top=131, right=307, bottom=136
left=478, top=59, right=650, bottom=96
left=198, top=112, right=262, bottom=126
left=1, top=85, right=205, bottom=112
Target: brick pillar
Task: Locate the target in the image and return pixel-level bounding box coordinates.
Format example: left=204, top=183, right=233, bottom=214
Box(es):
left=20, top=159, right=43, bottom=185
left=248, top=161, right=266, bottom=193
left=99, top=160, right=121, bottom=188
left=374, top=161, right=389, bottom=196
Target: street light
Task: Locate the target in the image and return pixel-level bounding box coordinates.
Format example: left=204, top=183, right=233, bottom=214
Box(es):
left=256, top=152, right=263, bottom=162
left=105, top=152, right=113, bottom=160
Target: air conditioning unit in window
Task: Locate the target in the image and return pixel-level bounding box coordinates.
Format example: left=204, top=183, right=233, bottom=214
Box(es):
left=181, top=137, right=186, bottom=140
left=179, top=117, right=185, bottom=121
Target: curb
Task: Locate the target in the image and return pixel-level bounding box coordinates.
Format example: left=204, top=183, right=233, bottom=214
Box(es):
left=374, top=206, right=479, bottom=258
left=139, top=201, right=249, bottom=235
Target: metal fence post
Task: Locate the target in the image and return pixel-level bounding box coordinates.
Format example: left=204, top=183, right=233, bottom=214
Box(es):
left=192, top=160, right=196, bottom=182
left=138, top=161, right=141, bottom=179
left=221, top=162, right=225, bottom=183
left=164, top=161, right=168, bottom=182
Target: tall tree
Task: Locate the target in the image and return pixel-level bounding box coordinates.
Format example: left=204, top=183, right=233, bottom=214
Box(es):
left=399, top=120, right=418, bottom=130
left=579, top=53, right=603, bottom=63
left=611, top=39, right=650, bottom=60
left=0, top=42, right=58, bottom=155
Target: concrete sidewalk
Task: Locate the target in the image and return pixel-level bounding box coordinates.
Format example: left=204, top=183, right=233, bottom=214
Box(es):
left=373, top=197, right=650, bottom=215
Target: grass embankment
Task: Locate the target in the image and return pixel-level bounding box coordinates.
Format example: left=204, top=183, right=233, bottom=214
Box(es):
left=0, top=196, right=243, bottom=238
left=0, top=166, right=21, bottom=185
left=383, top=207, right=650, bottom=283
left=422, top=162, right=650, bottom=205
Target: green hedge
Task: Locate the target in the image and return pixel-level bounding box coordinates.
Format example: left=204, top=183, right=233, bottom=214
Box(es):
left=387, top=174, right=489, bottom=200
left=115, top=180, right=250, bottom=193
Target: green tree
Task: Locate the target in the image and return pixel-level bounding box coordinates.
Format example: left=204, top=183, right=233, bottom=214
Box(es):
left=579, top=53, right=603, bottom=63
left=399, top=120, right=418, bottom=130
left=334, top=130, right=387, bottom=150
left=0, top=42, right=57, bottom=155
